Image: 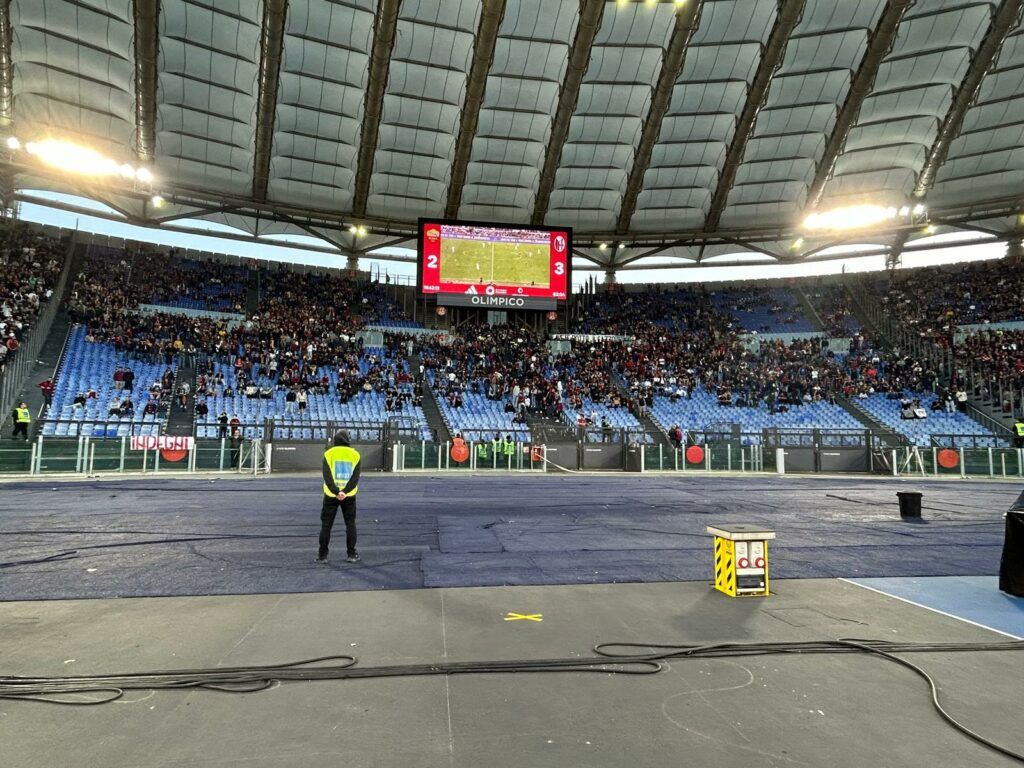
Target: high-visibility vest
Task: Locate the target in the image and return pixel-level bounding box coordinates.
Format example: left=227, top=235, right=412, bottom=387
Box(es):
left=504, top=440, right=515, bottom=456
left=15, top=407, right=30, bottom=423
left=476, top=442, right=489, bottom=459
left=323, top=445, right=360, bottom=497
left=491, top=438, right=500, bottom=453
left=1015, top=422, right=1024, bottom=438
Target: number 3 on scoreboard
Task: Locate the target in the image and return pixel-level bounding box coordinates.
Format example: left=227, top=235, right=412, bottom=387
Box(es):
left=554, top=261, right=565, bottom=276
left=426, top=254, right=438, bottom=269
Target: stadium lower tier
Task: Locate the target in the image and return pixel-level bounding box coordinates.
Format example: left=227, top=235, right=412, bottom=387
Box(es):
left=649, top=388, right=864, bottom=442
left=194, top=358, right=431, bottom=440
left=435, top=390, right=531, bottom=444
left=43, top=327, right=171, bottom=437
left=563, top=397, right=646, bottom=442
left=852, top=391, right=1004, bottom=447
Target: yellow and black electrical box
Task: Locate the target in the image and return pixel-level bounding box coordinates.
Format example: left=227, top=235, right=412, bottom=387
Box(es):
left=707, top=524, right=775, bottom=597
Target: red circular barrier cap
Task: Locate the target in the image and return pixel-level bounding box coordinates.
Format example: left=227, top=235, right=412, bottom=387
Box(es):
left=160, top=448, right=187, bottom=463
left=937, top=448, right=960, bottom=469
left=685, top=445, right=705, bottom=464
left=450, top=444, right=469, bottom=463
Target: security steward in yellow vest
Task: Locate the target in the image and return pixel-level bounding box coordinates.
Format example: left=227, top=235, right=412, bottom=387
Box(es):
left=1014, top=420, right=1024, bottom=449
left=12, top=402, right=30, bottom=441
left=316, top=431, right=361, bottom=564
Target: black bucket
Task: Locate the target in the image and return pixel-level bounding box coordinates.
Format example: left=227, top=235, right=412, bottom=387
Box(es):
left=897, top=491, right=922, bottom=518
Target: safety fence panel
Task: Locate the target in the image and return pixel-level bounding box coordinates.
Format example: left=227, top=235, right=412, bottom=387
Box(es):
left=888, top=446, right=1024, bottom=479
left=0, top=437, right=267, bottom=476
left=641, top=443, right=765, bottom=473
left=396, top=441, right=544, bottom=472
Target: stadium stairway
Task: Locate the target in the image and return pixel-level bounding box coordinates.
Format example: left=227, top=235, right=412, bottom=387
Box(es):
left=611, top=371, right=672, bottom=448
left=245, top=271, right=260, bottom=313
left=164, top=364, right=195, bottom=437
left=0, top=242, right=82, bottom=438
left=794, top=286, right=826, bottom=332
left=524, top=410, right=574, bottom=443
left=411, top=356, right=451, bottom=443
left=0, top=312, right=71, bottom=439
left=834, top=394, right=906, bottom=447
left=845, top=283, right=883, bottom=340
left=966, top=393, right=1018, bottom=433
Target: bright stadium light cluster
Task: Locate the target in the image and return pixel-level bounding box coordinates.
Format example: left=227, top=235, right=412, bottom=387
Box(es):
left=803, top=203, right=928, bottom=232
left=4, top=136, right=155, bottom=184
left=348, top=225, right=368, bottom=237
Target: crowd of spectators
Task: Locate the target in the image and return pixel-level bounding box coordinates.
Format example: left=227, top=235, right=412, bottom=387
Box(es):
left=49, top=240, right=1024, bottom=438
left=140, top=253, right=247, bottom=312
left=709, top=287, right=810, bottom=332
left=875, top=259, right=1024, bottom=346
left=957, top=329, right=1024, bottom=413
left=61, top=250, right=424, bottom=423
left=0, top=226, right=64, bottom=373
left=804, top=284, right=862, bottom=337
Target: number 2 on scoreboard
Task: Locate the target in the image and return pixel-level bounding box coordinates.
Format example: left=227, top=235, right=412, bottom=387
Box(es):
left=426, top=254, right=438, bottom=269
left=554, top=262, right=565, bottom=276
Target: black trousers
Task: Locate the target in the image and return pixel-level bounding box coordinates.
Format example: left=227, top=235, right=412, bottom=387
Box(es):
left=319, top=494, right=357, bottom=558
left=12, top=422, right=28, bottom=440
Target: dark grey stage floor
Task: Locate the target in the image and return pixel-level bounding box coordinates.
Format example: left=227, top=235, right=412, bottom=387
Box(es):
left=0, top=473, right=1017, bottom=600
left=2, top=579, right=1023, bottom=768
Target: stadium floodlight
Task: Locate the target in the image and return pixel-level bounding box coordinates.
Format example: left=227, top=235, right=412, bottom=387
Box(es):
left=599, top=242, right=608, bottom=250
left=5, top=136, right=19, bottom=150
left=898, top=206, right=910, bottom=217
left=348, top=225, right=358, bottom=234
left=135, top=167, right=153, bottom=183
left=618, top=243, right=625, bottom=249
left=912, top=203, right=926, bottom=216
left=356, top=226, right=367, bottom=237
left=792, top=238, right=804, bottom=249
left=803, top=205, right=899, bottom=232
left=924, top=224, right=936, bottom=235
left=25, top=139, right=126, bottom=177
left=119, top=163, right=136, bottom=179
left=150, top=195, right=164, bottom=208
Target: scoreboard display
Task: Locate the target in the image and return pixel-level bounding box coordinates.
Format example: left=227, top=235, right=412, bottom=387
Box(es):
left=418, top=219, right=571, bottom=310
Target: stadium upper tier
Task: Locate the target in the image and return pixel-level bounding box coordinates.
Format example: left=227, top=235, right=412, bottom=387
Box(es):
left=0, top=226, right=65, bottom=370
left=6, top=0, right=1024, bottom=272
left=709, top=288, right=817, bottom=334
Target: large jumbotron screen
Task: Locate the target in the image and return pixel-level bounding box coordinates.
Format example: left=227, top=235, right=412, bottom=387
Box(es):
left=418, top=219, right=571, bottom=310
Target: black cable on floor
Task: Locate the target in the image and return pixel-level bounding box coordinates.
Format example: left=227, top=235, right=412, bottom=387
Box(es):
left=2, top=638, right=1022, bottom=762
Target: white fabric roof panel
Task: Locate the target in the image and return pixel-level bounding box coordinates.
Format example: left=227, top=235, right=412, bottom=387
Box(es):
left=5, top=0, right=1024, bottom=254
left=719, top=0, right=884, bottom=228
left=822, top=0, right=998, bottom=207
left=268, top=0, right=375, bottom=209
left=365, top=0, right=480, bottom=220
left=459, top=0, right=579, bottom=223
left=932, top=24, right=1024, bottom=204
left=547, top=1, right=677, bottom=231
left=630, top=0, right=778, bottom=232
left=155, top=0, right=261, bottom=195
left=10, top=0, right=135, bottom=159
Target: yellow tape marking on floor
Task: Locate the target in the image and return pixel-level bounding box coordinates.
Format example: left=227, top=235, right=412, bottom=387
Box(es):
left=504, top=612, right=543, bottom=622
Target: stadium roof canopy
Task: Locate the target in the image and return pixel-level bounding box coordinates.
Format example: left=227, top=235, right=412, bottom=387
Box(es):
left=2, top=0, right=1024, bottom=271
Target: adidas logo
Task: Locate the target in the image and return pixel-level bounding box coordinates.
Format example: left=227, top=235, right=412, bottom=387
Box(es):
left=465, top=285, right=478, bottom=295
